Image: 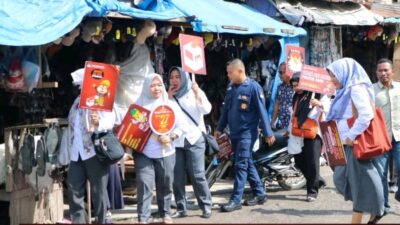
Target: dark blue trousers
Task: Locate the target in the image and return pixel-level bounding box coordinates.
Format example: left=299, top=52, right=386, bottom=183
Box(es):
left=230, top=138, right=265, bottom=203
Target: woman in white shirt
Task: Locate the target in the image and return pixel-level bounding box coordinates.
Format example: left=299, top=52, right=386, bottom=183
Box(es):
left=134, top=73, right=186, bottom=224
left=288, top=72, right=329, bottom=202
left=67, top=97, right=116, bottom=224
left=326, top=58, right=384, bottom=224
left=167, top=67, right=213, bottom=219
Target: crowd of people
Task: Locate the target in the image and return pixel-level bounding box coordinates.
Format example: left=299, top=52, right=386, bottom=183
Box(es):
left=65, top=56, right=400, bottom=224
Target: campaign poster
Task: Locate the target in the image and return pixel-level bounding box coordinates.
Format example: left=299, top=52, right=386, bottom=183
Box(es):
left=179, top=33, right=207, bottom=75
left=217, top=133, right=233, bottom=159
left=319, top=121, right=347, bottom=167
left=149, top=105, right=176, bottom=135
left=79, top=61, right=119, bottom=111
left=298, top=65, right=336, bottom=96
left=116, top=104, right=152, bottom=152
left=286, top=45, right=305, bottom=78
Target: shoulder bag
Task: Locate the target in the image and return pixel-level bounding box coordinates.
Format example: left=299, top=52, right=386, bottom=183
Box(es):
left=174, top=96, right=219, bottom=156
left=291, top=99, right=319, bottom=139
left=347, top=100, right=392, bottom=160
left=91, top=130, right=125, bottom=165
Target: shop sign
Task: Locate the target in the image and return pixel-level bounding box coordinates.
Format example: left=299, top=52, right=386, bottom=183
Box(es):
left=179, top=33, right=207, bottom=75
left=79, top=61, right=119, bottom=111
left=298, top=65, right=335, bottom=96
left=149, top=105, right=176, bottom=135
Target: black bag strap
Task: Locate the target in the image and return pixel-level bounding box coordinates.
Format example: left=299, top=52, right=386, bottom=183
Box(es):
left=173, top=96, right=200, bottom=127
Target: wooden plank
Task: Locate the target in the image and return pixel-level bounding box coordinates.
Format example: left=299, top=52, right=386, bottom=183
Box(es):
left=393, top=42, right=400, bottom=82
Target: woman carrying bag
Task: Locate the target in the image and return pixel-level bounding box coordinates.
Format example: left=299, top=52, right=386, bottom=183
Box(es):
left=326, top=58, right=384, bottom=224
left=289, top=72, right=329, bottom=202
left=167, top=67, right=213, bottom=219
left=133, top=73, right=186, bottom=224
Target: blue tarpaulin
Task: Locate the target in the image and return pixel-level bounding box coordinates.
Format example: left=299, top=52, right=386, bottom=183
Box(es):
left=0, top=0, right=187, bottom=46
left=171, top=0, right=306, bottom=37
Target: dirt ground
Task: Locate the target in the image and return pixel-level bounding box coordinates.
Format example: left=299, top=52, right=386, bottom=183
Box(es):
left=111, top=165, right=400, bottom=224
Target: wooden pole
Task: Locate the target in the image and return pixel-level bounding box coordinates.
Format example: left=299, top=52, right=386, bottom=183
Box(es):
left=86, top=180, right=91, bottom=224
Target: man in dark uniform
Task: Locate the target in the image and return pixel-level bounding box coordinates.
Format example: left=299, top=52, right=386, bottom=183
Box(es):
left=216, top=59, right=276, bottom=212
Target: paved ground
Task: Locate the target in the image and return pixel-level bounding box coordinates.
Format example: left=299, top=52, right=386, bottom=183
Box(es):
left=111, top=165, right=400, bottom=224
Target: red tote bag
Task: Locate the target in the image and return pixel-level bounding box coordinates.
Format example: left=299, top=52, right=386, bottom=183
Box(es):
left=347, top=106, right=392, bottom=160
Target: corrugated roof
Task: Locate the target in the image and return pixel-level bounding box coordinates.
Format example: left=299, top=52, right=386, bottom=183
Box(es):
left=275, top=0, right=383, bottom=26
left=371, top=3, right=400, bottom=18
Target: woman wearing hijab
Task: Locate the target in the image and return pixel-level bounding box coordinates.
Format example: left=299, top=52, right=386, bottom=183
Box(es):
left=167, top=67, right=213, bottom=219
left=134, top=73, right=186, bottom=224
left=289, top=72, right=329, bottom=202
left=67, top=69, right=117, bottom=224
left=326, top=58, right=384, bottom=224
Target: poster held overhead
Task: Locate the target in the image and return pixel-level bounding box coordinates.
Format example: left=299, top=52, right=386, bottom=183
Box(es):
left=298, top=65, right=335, bottom=96
left=286, top=45, right=305, bottom=78
left=79, top=61, right=120, bottom=112
left=179, top=34, right=207, bottom=75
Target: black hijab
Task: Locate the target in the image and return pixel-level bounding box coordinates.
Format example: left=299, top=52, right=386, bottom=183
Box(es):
left=293, top=91, right=321, bottom=127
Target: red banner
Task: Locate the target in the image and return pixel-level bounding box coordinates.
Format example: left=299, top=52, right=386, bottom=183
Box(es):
left=286, top=45, right=305, bottom=78
left=149, top=105, right=176, bottom=135
left=116, top=104, right=152, bottom=152
left=79, top=61, right=119, bottom=111
left=179, top=33, right=207, bottom=75
left=298, top=65, right=336, bottom=96
left=319, top=121, right=347, bottom=167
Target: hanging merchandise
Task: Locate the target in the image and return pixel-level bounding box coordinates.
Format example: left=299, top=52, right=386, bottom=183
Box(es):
left=310, top=26, right=342, bottom=67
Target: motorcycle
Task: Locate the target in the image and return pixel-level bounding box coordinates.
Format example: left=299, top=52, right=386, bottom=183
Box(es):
left=205, top=129, right=306, bottom=190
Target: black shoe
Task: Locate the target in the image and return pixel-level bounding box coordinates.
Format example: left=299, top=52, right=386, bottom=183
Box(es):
left=319, top=180, right=327, bottom=189
left=171, top=211, right=187, bottom=218
left=220, top=201, right=242, bottom=212
left=367, top=211, right=387, bottom=224
left=201, top=210, right=212, bottom=219
left=395, top=194, right=400, bottom=203
left=244, top=195, right=267, bottom=206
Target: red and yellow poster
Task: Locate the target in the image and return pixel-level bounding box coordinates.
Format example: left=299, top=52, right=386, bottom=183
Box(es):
left=298, top=65, right=336, bottom=96
left=116, top=104, right=152, bottom=152
left=149, top=105, right=176, bottom=135
left=319, top=121, right=347, bottom=167
left=79, top=61, right=120, bottom=112
left=286, top=45, right=305, bottom=78
left=179, top=33, right=207, bottom=75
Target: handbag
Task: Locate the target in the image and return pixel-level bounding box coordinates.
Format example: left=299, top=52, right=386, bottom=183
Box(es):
left=291, top=99, right=318, bottom=139
left=347, top=101, right=392, bottom=160
left=174, top=97, right=219, bottom=156
left=91, top=130, right=125, bottom=165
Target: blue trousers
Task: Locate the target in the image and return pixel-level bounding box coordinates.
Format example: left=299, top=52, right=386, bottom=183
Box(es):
left=374, top=139, right=400, bottom=208
left=230, top=138, right=265, bottom=204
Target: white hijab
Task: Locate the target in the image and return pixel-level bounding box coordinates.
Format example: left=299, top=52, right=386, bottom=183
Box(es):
left=135, top=73, right=168, bottom=110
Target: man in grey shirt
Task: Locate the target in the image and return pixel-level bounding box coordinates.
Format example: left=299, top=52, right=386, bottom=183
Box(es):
left=373, top=58, right=400, bottom=213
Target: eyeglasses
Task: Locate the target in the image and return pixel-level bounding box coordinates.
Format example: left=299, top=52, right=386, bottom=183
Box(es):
left=279, top=70, right=285, bottom=74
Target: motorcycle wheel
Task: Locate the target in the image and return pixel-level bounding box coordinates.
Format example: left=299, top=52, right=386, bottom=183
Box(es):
left=276, top=172, right=306, bottom=190
left=206, top=160, right=231, bottom=188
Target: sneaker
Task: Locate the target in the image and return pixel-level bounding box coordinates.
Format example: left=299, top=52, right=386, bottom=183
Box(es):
left=200, top=210, right=212, bottom=219
left=163, top=216, right=173, bottom=224
left=389, top=185, right=398, bottom=193
left=306, top=194, right=317, bottom=202
left=171, top=211, right=187, bottom=218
